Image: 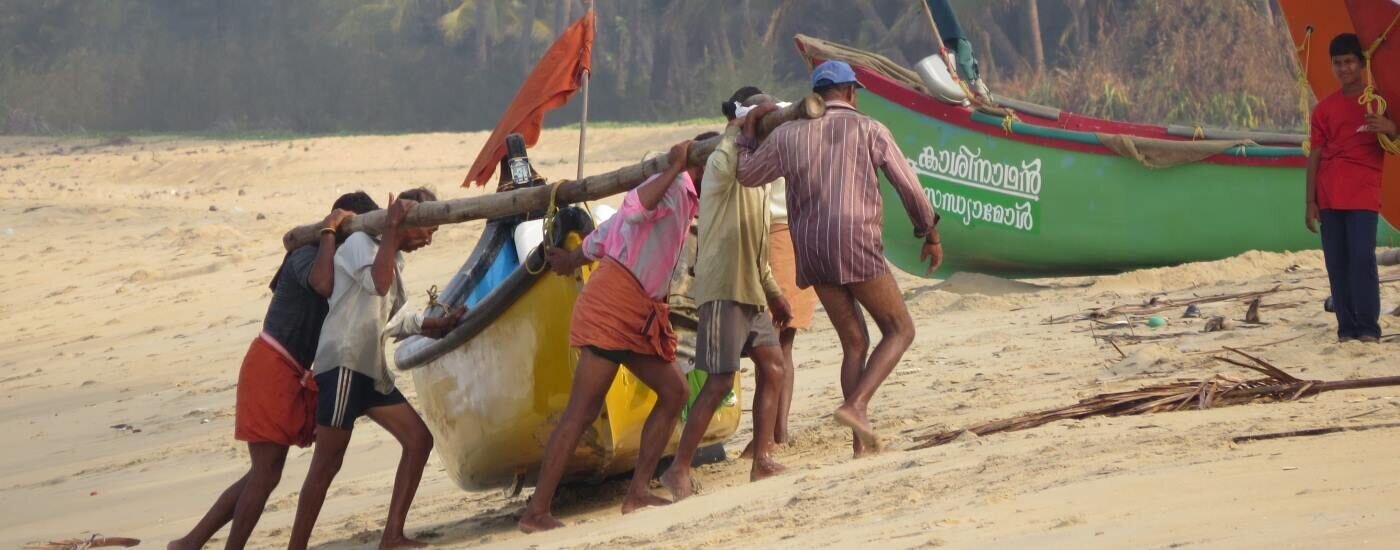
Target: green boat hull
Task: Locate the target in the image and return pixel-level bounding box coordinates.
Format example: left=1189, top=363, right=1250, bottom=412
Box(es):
left=864, top=92, right=1400, bottom=278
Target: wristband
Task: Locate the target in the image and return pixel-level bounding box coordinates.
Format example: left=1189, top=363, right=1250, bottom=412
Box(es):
left=320, top=227, right=337, bottom=236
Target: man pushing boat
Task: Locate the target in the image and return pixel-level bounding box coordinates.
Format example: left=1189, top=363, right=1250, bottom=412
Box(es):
left=170, top=193, right=378, bottom=550
left=736, top=61, right=942, bottom=457
left=518, top=136, right=707, bottom=533
left=289, top=188, right=465, bottom=550
left=661, top=88, right=794, bottom=501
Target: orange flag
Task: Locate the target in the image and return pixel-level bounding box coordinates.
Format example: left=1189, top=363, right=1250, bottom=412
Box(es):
left=463, top=9, right=595, bottom=187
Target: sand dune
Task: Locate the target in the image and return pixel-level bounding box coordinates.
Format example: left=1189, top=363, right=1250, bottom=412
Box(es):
left=1, top=127, right=1397, bottom=549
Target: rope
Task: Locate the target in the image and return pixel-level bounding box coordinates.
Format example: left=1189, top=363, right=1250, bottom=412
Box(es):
left=1295, top=26, right=1314, bottom=156
left=1192, top=125, right=1206, bottom=140
left=1001, top=110, right=1019, bottom=134
left=524, top=181, right=564, bottom=276
left=424, top=285, right=452, bottom=313
left=1360, top=13, right=1400, bottom=155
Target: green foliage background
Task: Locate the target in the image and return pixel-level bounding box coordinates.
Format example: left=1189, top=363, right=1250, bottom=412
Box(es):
left=0, top=0, right=1306, bottom=134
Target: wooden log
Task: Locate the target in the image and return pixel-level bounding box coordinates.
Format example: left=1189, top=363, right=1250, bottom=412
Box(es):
left=283, top=94, right=826, bottom=249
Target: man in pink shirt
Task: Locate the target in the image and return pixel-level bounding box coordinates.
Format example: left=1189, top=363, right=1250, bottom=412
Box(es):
left=518, top=135, right=709, bottom=533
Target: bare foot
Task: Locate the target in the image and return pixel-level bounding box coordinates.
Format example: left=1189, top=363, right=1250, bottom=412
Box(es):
left=853, top=439, right=881, bottom=459
left=517, top=511, right=565, bottom=534
left=620, top=492, right=672, bottom=514
left=750, top=456, right=787, bottom=482
left=167, top=539, right=196, bottom=550
left=379, top=533, right=429, bottom=549
left=739, top=439, right=756, bottom=459
left=659, top=467, right=695, bottom=502
left=833, top=406, right=881, bottom=451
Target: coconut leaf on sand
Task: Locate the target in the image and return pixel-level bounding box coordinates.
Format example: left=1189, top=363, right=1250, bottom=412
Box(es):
left=908, top=347, right=1400, bottom=450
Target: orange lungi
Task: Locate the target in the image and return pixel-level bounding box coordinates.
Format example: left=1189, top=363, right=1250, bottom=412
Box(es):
left=234, top=333, right=318, bottom=447
left=769, top=224, right=818, bottom=330
left=569, top=257, right=678, bottom=362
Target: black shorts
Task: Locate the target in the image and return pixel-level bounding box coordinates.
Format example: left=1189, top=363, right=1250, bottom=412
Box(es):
left=315, top=367, right=407, bottom=431
left=586, top=346, right=631, bottom=364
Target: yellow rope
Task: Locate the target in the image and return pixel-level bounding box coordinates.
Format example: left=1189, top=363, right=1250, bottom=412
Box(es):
left=1360, top=13, right=1400, bottom=155
left=1296, top=26, right=1314, bottom=156
left=524, top=181, right=564, bottom=276
left=1001, top=110, right=1019, bottom=134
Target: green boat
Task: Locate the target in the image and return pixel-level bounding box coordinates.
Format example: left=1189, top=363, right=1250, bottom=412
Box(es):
left=795, top=36, right=1400, bottom=278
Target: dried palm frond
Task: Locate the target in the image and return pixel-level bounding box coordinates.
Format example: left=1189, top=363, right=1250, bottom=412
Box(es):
left=908, top=347, right=1400, bottom=450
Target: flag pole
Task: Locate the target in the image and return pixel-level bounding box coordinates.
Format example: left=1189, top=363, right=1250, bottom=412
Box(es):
left=575, top=1, right=594, bottom=181
left=576, top=70, right=590, bottom=181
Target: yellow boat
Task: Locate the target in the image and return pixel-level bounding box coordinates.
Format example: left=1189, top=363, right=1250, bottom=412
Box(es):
left=393, top=202, right=740, bottom=491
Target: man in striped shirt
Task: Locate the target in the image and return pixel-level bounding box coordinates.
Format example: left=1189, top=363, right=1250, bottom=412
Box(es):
left=737, top=60, right=942, bottom=457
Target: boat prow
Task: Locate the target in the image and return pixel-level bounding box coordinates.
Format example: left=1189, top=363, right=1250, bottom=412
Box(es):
left=395, top=197, right=738, bottom=491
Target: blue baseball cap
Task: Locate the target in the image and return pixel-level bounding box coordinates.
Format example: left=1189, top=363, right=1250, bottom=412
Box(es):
left=810, top=60, right=864, bottom=90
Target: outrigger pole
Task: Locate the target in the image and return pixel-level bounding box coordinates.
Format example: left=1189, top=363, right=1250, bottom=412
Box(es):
left=282, top=95, right=826, bottom=249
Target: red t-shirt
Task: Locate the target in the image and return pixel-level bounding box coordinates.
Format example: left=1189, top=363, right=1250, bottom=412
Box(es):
left=1311, top=91, right=1384, bottom=211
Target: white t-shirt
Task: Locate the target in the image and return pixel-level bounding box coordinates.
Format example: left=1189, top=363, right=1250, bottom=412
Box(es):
left=313, top=232, right=411, bottom=394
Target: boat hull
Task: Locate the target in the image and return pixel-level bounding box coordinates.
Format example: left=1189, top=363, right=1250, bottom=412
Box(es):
left=404, top=229, right=740, bottom=491
left=858, top=79, right=1400, bottom=278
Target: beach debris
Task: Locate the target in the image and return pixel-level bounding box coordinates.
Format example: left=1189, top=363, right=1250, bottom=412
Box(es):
left=208, top=205, right=218, bottom=212
left=1203, top=316, right=1230, bottom=332
left=1183, top=304, right=1201, bottom=318
left=23, top=534, right=140, bottom=550
left=908, top=348, right=1400, bottom=449
left=1324, top=296, right=1335, bottom=312
left=1244, top=297, right=1263, bottom=324
left=1146, top=315, right=1167, bottom=328
left=2, top=228, right=13, bottom=236
left=109, top=423, right=141, bottom=434
left=1104, top=337, right=1126, bottom=358
left=1184, top=334, right=1305, bottom=355
left=1094, top=332, right=1190, bottom=344
left=256, top=213, right=266, bottom=220
left=1044, top=285, right=1301, bottom=325
left=1231, top=421, right=1400, bottom=444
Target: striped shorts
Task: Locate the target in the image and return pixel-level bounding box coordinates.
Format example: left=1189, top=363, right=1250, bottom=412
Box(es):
left=313, top=367, right=407, bottom=430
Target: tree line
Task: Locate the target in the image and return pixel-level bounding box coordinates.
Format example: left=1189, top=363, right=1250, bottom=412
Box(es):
left=0, top=0, right=1304, bottom=134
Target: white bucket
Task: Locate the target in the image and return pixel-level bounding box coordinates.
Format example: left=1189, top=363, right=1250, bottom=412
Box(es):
left=590, top=203, right=618, bottom=226
left=512, top=204, right=618, bottom=264
left=513, top=220, right=544, bottom=265
left=914, top=54, right=968, bottom=105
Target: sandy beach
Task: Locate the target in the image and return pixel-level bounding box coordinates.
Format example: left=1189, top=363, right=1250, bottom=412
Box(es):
left=2, top=126, right=1398, bottom=549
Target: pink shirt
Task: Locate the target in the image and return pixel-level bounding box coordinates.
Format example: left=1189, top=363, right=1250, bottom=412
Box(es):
left=581, top=171, right=699, bottom=300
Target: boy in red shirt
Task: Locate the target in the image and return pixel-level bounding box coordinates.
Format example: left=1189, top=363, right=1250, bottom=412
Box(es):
left=1306, top=33, right=1398, bottom=343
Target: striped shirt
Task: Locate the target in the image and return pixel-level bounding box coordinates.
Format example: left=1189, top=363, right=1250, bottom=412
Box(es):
left=737, top=101, right=936, bottom=288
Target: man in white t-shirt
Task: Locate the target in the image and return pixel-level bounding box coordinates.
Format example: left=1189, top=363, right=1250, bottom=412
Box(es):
left=288, top=188, right=464, bottom=550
